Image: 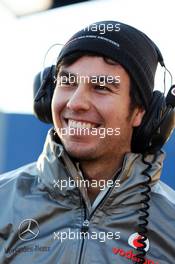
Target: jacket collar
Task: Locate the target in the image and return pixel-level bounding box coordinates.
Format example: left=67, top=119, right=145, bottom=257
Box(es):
left=37, top=128, right=165, bottom=209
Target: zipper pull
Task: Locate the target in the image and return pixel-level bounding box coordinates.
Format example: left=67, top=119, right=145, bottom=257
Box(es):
left=81, top=219, right=89, bottom=235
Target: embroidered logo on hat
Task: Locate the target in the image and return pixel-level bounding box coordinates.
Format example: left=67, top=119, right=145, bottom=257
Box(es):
left=128, top=232, right=149, bottom=252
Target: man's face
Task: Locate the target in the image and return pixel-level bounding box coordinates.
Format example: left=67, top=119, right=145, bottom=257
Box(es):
left=52, top=56, right=144, bottom=161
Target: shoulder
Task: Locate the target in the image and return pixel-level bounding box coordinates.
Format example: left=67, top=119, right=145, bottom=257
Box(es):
left=150, top=180, right=175, bottom=225
left=0, top=162, right=38, bottom=194
left=0, top=162, right=41, bottom=222
left=151, top=180, right=175, bottom=207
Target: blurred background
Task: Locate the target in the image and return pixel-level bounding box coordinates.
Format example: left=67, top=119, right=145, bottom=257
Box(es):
left=0, top=0, right=174, bottom=188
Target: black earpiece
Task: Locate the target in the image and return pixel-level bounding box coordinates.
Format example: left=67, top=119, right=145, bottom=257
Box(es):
left=132, top=88, right=175, bottom=153
left=33, top=65, right=56, bottom=123
left=166, top=85, right=175, bottom=107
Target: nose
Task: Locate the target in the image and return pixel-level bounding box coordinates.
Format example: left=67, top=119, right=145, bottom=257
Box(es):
left=66, top=83, right=90, bottom=111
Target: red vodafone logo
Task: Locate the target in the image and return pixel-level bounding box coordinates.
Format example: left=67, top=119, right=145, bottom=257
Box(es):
left=128, top=233, right=149, bottom=252
left=133, top=235, right=144, bottom=248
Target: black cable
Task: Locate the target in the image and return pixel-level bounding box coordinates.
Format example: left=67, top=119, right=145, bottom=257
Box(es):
left=41, top=43, right=63, bottom=84
left=134, top=153, right=158, bottom=264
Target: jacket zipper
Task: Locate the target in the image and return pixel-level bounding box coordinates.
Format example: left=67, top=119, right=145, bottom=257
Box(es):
left=78, top=198, right=90, bottom=264
left=77, top=186, right=114, bottom=264
left=77, top=169, right=122, bottom=263
left=78, top=219, right=90, bottom=264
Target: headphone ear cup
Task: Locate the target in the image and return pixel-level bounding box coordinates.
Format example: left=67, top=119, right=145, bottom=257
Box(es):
left=33, top=66, right=56, bottom=123
left=132, top=91, right=166, bottom=153
left=152, top=108, right=175, bottom=148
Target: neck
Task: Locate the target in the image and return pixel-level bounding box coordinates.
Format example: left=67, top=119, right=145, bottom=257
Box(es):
left=79, top=153, right=125, bottom=203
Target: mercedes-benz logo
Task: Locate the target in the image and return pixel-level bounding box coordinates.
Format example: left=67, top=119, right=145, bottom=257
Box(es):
left=18, top=219, right=40, bottom=241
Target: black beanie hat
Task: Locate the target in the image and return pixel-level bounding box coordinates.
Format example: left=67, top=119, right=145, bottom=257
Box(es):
left=57, top=21, right=164, bottom=110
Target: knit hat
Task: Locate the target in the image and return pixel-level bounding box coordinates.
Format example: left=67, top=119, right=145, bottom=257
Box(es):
left=57, top=21, right=164, bottom=110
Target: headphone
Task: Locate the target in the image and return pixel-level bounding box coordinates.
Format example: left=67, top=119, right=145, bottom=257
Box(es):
left=33, top=57, right=175, bottom=154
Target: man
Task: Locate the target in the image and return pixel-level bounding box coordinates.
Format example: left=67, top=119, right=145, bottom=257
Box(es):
left=0, top=21, right=175, bottom=264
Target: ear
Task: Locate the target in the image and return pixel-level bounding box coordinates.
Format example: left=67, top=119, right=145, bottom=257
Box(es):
left=132, top=107, right=145, bottom=127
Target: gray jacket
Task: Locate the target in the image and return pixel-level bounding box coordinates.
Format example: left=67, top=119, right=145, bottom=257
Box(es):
left=0, top=129, right=175, bottom=264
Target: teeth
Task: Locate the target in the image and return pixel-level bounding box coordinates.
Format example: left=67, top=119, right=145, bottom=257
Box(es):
left=68, top=119, right=96, bottom=129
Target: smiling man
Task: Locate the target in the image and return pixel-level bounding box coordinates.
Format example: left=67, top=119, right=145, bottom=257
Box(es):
left=0, top=21, right=175, bottom=264
left=52, top=55, right=144, bottom=201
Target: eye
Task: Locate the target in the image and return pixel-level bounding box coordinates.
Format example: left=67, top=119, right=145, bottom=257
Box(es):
left=94, top=85, right=111, bottom=92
